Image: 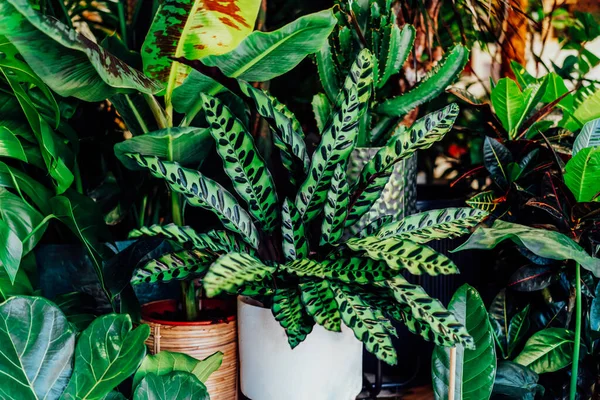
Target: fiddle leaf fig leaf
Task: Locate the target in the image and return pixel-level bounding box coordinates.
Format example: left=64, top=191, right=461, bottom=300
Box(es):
left=0, top=296, right=75, bottom=400
left=564, top=146, right=600, bottom=202
left=281, top=199, right=308, bottom=261
left=282, top=257, right=393, bottom=285
left=132, top=249, right=214, bottom=285
left=513, top=328, right=575, bottom=374
left=432, top=285, right=496, bottom=400
left=202, top=94, right=278, bottom=233
left=321, top=164, right=350, bottom=246
left=203, top=253, right=276, bottom=297
left=573, top=118, right=600, bottom=156
left=133, top=371, right=209, bottom=400
left=125, top=154, right=259, bottom=248
left=299, top=280, right=342, bottom=332
left=272, top=287, right=314, bottom=349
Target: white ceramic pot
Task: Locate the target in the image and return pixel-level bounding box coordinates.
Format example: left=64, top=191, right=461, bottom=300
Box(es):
left=238, top=296, right=363, bottom=400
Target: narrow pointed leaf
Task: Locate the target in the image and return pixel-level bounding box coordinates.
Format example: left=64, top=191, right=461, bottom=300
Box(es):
left=299, top=280, right=341, bottom=332
left=272, top=287, right=314, bottom=349
left=203, top=253, right=276, bottom=297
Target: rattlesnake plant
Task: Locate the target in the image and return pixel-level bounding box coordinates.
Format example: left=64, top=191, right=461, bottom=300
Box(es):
left=123, top=49, right=487, bottom=365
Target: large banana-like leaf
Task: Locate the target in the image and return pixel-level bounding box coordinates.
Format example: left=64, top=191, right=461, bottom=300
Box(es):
left=321, top=164, right=349, bottom=246
left=281, top=199, right=308, bottom=261
left=564, top=146, right=600, bottom=202
left=272, top=287, right=315, bottom=348
left=61, top=314, right=150, bottom=399
left=125, top=154, right=259, bottom=248
left=295, top=49, right=373, bottom=222
left=0, top=0, right=160, bottom=102
left=346, top=104, right=459, bottom=227
left=133, top=372, right=209, bottom=400
left=202, top=253, right=276, bottom=297
left=381, top=276, right=474, bottom=349
left=202, top=9, right=336, bottom=81
left=377, top=208, right=488, bottom=243
left=202, top=94, right=278, bottom=232
left=282, top=257, right=393, bottom=284
left=0, top=296, right=75, bottom=400
left=330, top=282, right=397, bottom=365
left=376, top=45, right=468, bottom=117
left=573, top=118, right=600, bottom=156
left=141, top=0, right=261, bottom=85
left=346, top=236, right=458, bottom=276
left=132, top=249, right=214, bottom=284
left=299, top=280, right=341, bottom=332
left=432, top=284, right=496, bottom=400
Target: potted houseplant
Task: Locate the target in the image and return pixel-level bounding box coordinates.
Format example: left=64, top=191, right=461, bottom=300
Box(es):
left=126, top=48, right=488, bottom=399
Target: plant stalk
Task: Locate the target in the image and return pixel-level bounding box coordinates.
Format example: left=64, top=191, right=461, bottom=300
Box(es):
left=570, top=262, right=581, bottom=400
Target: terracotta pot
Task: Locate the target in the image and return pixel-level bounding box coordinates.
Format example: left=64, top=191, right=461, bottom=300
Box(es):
left=141, top=299, right=238, bottom=400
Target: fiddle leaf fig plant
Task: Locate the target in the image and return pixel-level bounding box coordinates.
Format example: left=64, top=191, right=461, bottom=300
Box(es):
left=122, top=49, right=489, bottom=365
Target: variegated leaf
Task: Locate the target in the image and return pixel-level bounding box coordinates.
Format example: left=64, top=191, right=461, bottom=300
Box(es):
left=321, top=164, right=349, bottom=246
left=132, top=249, right=214, bottom=284
left=380, top=276, right=474, bottom=349
left=346, top=104, right=459, bottom=227
left=346, top=236, right=458, bottom=276
left=299, top=280, right=341, bottom=332
left=466, top=190, right=499, bottom=213
left=125, top=154, right=259, bottom=248
left=272, top=287, right=314, bottom=348
left=281, top=199, right=308, bottom=261
left=282, top=257, right=394, bottom=284
left=202, top=94, right=278, bottom=232
left=330, top=282, right=397, bottom=365
left=378, top=207, right=488, bottom=243
left=203, top=253, right=275, bottom=297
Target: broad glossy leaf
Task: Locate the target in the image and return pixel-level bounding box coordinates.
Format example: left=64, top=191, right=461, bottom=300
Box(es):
left=483, top=136, right=512, bottom=188
left=132, top=249, right=214, bottom=284
left=321, top=164, right=349, bottom=246
left=281, top=199, right=308, bottom=261
left=513, top=328, right=574, bottom=374
left=0, top=296, right=75, bottom=400
left=299, top=280, right=341, bottom=332
left=432, top=284, right=496, bottom=400
left=133, top=351, right=222, bottom=389
left=202, top=9, right=336, bottom=81
left=455, top=220, right=600, bottom=277
left=564, top=146, right=600, bottom=202
left=114, top=127, right=212, bottom=170
left=491, top=78, right=525, bottom=137
left=282, top=257, right=393, bottom=285
left=0, top=187, right=47, bottom=255
left=126, top=154, right=259, bottom=248
left=492, top=361, right=544, bottom=400
left=573, top=118, right=600, bottom=156
left=133, top=372, right=208, bottom=400
left=272, top=287, right=314, bottom=349
left=61, top=314, right=150, bottom=399
left=0, top=0, right=160, bottom=101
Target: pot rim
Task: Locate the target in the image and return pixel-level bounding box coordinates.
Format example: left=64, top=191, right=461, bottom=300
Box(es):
left=141, top=299, right=236, bottom=326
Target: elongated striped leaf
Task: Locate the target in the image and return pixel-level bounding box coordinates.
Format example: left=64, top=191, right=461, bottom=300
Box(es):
left=573, top=118, right=600, bottom=156
left=283, top=257, right=394, bottom=284
left=466, top=190, right=499, bottom=213
left=346, top=104, right=459, bottom=227
left=281, top=199, right=308, bottom=261
left=299, top=280, right=341, bottom=332
left=321, top=164, right=349, bottom=246
left=377, top=24, right=414, bottom=88
left=381, top=276, right=474, bottom=349
left=132, top=249, right=214, bottom=284
left=202, top=94, right=278, bottom=232
left=376, top=45, right=468, bottom=117
left=330, top=282, right=397, bottom=365
left=272, top=287, right=314, bottom=348
left=378, top=208, right=488, bottom=243
left=203, top=253, right=276, bottom=297
left=295, top=50, right=373, bottom=221
left=126, top=154, right=259, bottom=248
left=347, top=236, right=458, bottom=276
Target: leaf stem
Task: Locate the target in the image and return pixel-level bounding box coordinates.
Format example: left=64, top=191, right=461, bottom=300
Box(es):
left=570, top=262, right=581, bottom=400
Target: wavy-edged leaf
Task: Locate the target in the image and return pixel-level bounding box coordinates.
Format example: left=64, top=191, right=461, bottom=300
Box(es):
left=513, top=328, right=574, bottom=374
left=346, top=236, right=458, bottom=276
left=281, top=199, right=308, bottom=261
left=0, top=0, right=160, bottom=102
left=202, top=9, right=336, bottom=81
left=272, top=287, right=314, bottom=349
left=564, top=146, right=600, bottom=202
left=377, top=24, right=414, bottom=88
left=0, top=296, right=75, bottom=400
left=573, top=118, right=600, bottom=156
left=133, top=371, right=208, bottom=400
left=376, top=45, right=468, bottom=117
left=61, top=314, right=150, bottom=400
left=203, top=252, right=275, bottom=297
left=347, top=104, right=459, bottom=226
left=330, top=282, right=397, bottom=365
left=282, top=257, right=393, bottom=284
left=378, top=207, right=487, bottom=243
left=381, top=276, right=474, bottom=349
left=202, top=94, right=278, bottom=232
left=132, top=249, right=214, bottom=284
left=125, top=154, right=259, bottom=248
left=321, top=164, right=349, bottom=246
left=467, top=190, right=500, bottom=213
left=432, top=284, right=496, bottom=400
left=299, top=280, right=341, bottom=332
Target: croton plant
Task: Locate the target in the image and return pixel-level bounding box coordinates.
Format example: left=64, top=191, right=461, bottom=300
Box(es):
left=125, top=49, right=488, bottom=365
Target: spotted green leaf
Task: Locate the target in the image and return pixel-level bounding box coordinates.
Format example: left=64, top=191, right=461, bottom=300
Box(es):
left=381, top=276, right=474, bottom=349
left=132, top=249, right=214, bottom=284
left=346, top=104, right=459, bottom=227
left=321, top=164, right=349, bottom=246
left=203, top=253, right=276, bottom=297
left=202, top=94, right=278, bottom=232
left=466, top=190, right=499, bottom=213
left=377, top=208, right=488, bottom=243
left=330, top=282, right=397, bottom=365
left=282, top=257, right=393, bottom=284
left=272, top=287, right=314, bottom=348
left=346, top=236, right=458, bottom=276
left=281, top=199, right=308, bottom=261
left=299, top=280, right=341, bottom=332
left=125, top=154, right=259, bottom=248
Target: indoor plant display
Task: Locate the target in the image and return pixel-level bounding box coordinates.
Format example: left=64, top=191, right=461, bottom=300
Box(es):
left=126, top=48, right=488, bottom=399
